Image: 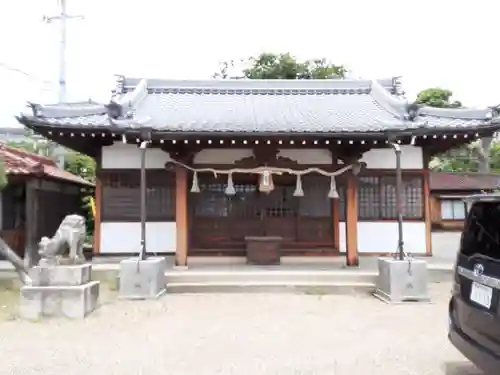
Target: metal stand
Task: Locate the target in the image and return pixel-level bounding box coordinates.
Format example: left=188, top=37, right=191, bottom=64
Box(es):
left=393, top=143, right=405, bottom=261
left=139, top=140, right=148, bottom=261
left=373, top=141, right=430, bottom=303
left=118, top=132, right=167, bottom=300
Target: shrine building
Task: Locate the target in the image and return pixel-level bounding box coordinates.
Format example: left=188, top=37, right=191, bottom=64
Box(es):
left=16, top=76, right=500, bottom=266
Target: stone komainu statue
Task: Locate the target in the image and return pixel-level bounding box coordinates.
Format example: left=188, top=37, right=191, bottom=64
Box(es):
left=38, top=214, right=87, bottom=265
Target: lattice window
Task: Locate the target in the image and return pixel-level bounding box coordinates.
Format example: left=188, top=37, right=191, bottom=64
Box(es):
left=101, top=170, right=175, bottom=222
left=193, top=182, right=261, bottom=218
left=298, top=176, right=332, bottom=217
left=263, top=185, right=296, bottom=217
left=229, top=184, right=260, bottom=218
left=193, top=183, right=228, bottom=217
left=358, top=176, right=382, bottom=219
left=357, top=174, right=423, bottom=220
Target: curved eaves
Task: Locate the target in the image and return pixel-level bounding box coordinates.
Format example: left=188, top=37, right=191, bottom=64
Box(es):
left=25, top=101, right=107, bottom=119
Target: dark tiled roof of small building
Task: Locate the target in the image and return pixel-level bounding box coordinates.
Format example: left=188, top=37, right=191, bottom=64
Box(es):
left=16, top=77, right=500, bottom=135
left=430, top=171, right=500, bottom=191
left=0, top=142, right=94, bottom=187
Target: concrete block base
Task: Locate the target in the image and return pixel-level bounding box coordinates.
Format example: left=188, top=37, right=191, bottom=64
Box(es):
left=19, top=281, right=100, bottom=319
left=119, top=257, right=167, bottom=300
left=374, top=257, right=430, bottom=304
left=28, top=264, right=92, bottom=286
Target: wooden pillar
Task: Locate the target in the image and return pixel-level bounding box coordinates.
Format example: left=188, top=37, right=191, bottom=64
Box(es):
left=92, top=178, right=102, bottom=255
left=332, top=198, right=340, bottom=251
left=423, top=170, right=432, bottom=256
left=93, top=151, right=102, bottom=256
left=422, top=150, right=433, bottom=256
left=345, top=172, right=359, bottom=266
left=175, top=166, right=188, bottom=266
left=24, top=180, right=39, bottom=268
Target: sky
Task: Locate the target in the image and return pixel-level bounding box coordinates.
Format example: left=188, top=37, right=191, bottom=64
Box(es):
left=1, top=0, right=499, bottom=127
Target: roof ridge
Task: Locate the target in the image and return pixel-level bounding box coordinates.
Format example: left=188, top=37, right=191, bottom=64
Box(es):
left=120, top=76, right=398, bottom=92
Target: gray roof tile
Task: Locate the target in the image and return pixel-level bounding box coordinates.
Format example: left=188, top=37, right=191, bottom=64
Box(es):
left=17, top=77, right=500, bottom=134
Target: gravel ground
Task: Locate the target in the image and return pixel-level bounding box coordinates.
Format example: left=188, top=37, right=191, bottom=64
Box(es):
left=0, top=282, right=482, bottom=375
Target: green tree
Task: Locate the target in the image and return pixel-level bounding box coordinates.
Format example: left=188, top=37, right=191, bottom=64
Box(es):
left=214, top=52, right=347, bottom=80
left=63, top=151, right=96, bottom=183
left=416, top=88, right=462, bottom=108
left=417, top=88, right=494, bottom=173
left=0, top=158, right=7, bottom=190
left=63, top=152, right=96, bottom=241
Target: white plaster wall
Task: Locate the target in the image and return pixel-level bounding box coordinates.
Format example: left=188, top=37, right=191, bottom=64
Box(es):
left=102, top=144, right=422, bottom=170
left=277, top=149, right=332, bottom=164
left=100, top=222, right=176, bottom=254
left=194, top=149, right=252, bottom=164
left=339, top=222, right=347, bottom=253
left=339, top=221, right=426, bottom=254
left=101, top=143, right=171, bottom=169
left=360, top=145, right=423, bottom=169
left=194, top=148, right=332, bottom=165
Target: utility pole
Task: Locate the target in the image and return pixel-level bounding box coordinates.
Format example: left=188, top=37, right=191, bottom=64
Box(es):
left=43, top=0, right=84, bottom=103
left=42, top=0, right=84, bottom=166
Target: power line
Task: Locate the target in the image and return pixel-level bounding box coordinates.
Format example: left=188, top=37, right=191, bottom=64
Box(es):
left=0, top=62, right=52, bottom=87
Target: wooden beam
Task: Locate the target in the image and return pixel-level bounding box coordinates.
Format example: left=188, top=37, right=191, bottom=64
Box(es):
left=175, top=166, right=188, bottom=266
left=92, top=150, right=102, bottom=255
left=423, top=170, right=432, bottom=256
left=331, top=144, right=372, bottom=165
left=345, top=172, right=359, bottom=266
left=92, top=178, right=102, bottom=255
left=24, top=181, right=39, bottom=268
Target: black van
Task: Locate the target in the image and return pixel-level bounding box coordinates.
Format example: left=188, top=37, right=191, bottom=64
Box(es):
left=449, top=194, right=500, bottom=374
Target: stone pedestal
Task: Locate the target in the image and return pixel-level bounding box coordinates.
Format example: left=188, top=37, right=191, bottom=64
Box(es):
left=20, top=263, right=100, bottom=319
left=374, top=258, right=430, bottom=303
left=119, top=257, right=166, bottom=300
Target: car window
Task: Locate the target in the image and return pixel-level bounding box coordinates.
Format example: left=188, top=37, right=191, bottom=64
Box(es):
left=461, top=201, right=500, bottom=260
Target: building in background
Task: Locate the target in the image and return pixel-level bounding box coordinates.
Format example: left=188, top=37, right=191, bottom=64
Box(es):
left=429, top=171, right=500, bottom=231
left=0, top=142, right=93, bottom=264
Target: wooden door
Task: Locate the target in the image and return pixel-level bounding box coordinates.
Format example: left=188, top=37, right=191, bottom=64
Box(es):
left=189, top=174, right=337, bottom=253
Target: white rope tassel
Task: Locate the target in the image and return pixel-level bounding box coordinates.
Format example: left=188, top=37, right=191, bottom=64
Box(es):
left=293, top=174, right=304, bottom=197
left=328, top=176, right=339, bottom=199
left=225, top=173, right=236, bottom=195
left=190, top=171, right=200, bottom=193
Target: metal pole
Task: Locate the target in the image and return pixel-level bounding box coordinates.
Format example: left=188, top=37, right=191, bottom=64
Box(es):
left=43, top=0, right=84, bottom=103
left=390, top=142, right=405, bottom=260
left=139, top=141, right=148, bottom=260
left=58, top=0, right=67, bottom=102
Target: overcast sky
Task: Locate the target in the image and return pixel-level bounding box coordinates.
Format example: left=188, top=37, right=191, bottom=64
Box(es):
left=1, top=0, right=499, bottom=127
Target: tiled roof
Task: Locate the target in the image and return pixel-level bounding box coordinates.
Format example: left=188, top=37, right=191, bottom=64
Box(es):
left=0, top=142, right=94, bottom=187
left=16, top=77, right=500, bottom=134
left=429, top=171, right=500, bottom=191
